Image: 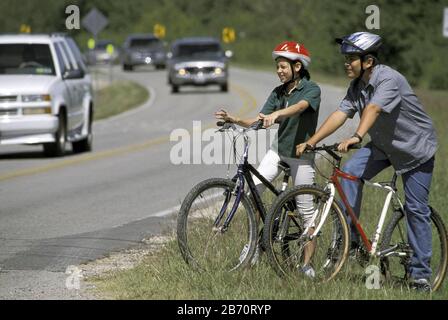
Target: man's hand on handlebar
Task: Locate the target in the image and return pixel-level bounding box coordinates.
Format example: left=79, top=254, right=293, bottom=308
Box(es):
left=337, top=136, right=361, bottom=153
left=296, top=142, right=314, bottom=158
left=296, top=139, right=362, bottom=157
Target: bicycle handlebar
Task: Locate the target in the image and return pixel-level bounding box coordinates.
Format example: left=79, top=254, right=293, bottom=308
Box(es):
left=307, top=143, right=362, bottom=163
left=215, top=120, right=265, bottom=163
left=216, top=121, right=236, bottom=130
left=216, top=119, right=265, bottom=132
left=310, top=143, right=362, bottom=152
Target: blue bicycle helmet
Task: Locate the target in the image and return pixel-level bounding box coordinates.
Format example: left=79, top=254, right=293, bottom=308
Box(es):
left=335, top=32, right=382, bottom=55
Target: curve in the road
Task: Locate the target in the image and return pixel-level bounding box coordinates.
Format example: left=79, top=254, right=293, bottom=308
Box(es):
left=0, top=83, right=257, bottom=183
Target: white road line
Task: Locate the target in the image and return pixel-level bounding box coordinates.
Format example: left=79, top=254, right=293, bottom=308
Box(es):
left=151, top=192, right=224, bottom=218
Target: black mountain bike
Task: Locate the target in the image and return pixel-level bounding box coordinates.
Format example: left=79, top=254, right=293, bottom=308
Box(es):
left=177, top=120, right=292, bottom=272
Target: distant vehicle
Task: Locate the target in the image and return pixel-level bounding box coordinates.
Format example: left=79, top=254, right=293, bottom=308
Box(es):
left=0, top=34, right=94, bottom=157
left=121, top=34, right=166, bottom=71
left=167, top=37, right=231, bottom=93
left=85, top=39, right=119, bottom=65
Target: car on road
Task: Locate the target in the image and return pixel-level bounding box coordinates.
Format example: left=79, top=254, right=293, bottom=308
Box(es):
left=121, top=34, right=167, bottom=71
left=85, top=39, right=120, bottom=65
left=167, top=37, right=231, bottom=93
left=0, top=34, right=94, bottom=157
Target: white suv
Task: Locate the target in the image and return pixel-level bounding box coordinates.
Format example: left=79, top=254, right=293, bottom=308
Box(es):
left=0, top=34, right=93, bottom=156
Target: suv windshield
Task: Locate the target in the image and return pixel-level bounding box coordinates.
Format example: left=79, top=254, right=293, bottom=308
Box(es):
left=129, top=38, right=162, bottom=49
left=0, top=44, right=56, bottom=75
left=174, top=43, right=222, bottom=59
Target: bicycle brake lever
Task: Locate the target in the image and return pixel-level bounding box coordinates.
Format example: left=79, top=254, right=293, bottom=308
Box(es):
left=216, top=121, right=236, bottom=132
left=248, top=120, right=264, bottom=130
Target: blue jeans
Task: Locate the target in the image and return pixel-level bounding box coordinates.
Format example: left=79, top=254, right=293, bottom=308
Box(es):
left=340, top=145, right=434, bottom=280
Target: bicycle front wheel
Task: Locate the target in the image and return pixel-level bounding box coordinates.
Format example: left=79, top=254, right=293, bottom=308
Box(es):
left=380, top=206, right=448, bottom=291
left=177, top=178, right=258, bottom=272
left=262, top=185, right=350, bottom=282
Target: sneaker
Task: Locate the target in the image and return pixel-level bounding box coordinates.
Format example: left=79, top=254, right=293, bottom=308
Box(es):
left=300, top=265, right=316, bottom=279
left=409, top=278, right=432, bottom=293
left=239, top=244, right=260, bottom=266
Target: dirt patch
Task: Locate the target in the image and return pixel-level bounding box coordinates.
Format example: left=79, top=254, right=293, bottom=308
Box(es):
left=78, top=234, right=174, bottom=299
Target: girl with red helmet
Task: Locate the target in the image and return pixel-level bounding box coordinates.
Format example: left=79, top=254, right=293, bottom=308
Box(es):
left=215, top=41, right=321, bottom=276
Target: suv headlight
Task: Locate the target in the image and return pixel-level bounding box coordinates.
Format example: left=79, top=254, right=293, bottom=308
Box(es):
left=22, top=94, right=51, bottom=103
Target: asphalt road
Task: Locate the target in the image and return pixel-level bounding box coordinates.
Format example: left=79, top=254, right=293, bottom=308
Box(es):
left=0, top=65, right=357, bottom=299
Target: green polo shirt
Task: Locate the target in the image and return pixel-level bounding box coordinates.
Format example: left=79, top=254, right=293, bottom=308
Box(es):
left=260, top=78, right=321, bottom=158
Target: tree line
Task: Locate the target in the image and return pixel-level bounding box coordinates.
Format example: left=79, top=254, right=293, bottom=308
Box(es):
left=0, top=0, right=446, bottom=89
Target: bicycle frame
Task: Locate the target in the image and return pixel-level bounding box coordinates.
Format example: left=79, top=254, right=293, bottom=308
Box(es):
left=327, top=168, right=405, bottom=256
left=303, top=144, right=408, bottom=257
left=214, top=123, right=290, bottom=232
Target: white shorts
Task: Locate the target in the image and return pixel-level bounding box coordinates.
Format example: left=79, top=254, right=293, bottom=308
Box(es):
left=252, top=149, right=316, bottom=228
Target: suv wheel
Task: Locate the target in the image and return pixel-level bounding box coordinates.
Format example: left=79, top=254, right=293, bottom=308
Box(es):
left=72, top=107, right=93, bottom=154
left=44, top=112, right=66, bottom=157
left=172, top=85, right=179, bottom=93
left=123, top=64, right=134, bottom=71
left=220, top=83, right=228, bottom=92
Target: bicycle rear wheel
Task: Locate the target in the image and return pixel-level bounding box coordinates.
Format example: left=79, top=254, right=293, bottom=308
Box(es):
left=177, top=178, right=258, bottom=272
left=262, top=185, right=350, bottom=282
left=380, top=207, right=448, bottom=291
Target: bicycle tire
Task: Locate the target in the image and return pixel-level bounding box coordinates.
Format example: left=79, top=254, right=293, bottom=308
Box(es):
left=262, top=184, right=350, bottom=282
left=177, top=178, right=258, bottom=272
left=380, top=206, right=448, bottom=291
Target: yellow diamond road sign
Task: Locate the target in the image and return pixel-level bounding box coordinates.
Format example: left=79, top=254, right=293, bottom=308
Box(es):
left=222, top=27, right=236, bottom=44
left=20, top=24, right=31, bottom=34
left=154, top=24, right=166, bottom=39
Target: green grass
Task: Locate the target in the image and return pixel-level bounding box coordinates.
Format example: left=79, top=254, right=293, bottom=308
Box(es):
left=86, top=75, right=448, bottom=300
left=89, top=233, right=445, bottom=300
left=93, top=80, right=149, bottom=121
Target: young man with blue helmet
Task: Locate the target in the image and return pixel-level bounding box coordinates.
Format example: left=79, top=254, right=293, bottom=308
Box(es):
left=296, top=32, right=438, bottom=292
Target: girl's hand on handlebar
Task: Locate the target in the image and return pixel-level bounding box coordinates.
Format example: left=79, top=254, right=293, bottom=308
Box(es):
left=258, top=112, right=279, bottom=128
left=215, top=109, right=237, bottom=123
left=338, top=136, right=361, bottom=153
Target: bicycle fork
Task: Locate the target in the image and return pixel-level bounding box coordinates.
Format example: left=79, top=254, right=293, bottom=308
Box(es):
left=212, top=173, right=245, bottom=233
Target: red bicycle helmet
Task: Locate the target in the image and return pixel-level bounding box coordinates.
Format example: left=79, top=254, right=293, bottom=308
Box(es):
left=272, top=41, right=311, bottom=69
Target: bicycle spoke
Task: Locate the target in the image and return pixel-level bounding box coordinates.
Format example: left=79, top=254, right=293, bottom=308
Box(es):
left=380, top=208, right=448, bottom=291
left=178, top=179, right=257, bottom=272
left=264, top=186, right=349, bottom=282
